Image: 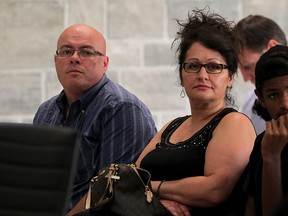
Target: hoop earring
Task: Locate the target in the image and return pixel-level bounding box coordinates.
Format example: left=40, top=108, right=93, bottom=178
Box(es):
left=180, top=87, right=186, bottom=98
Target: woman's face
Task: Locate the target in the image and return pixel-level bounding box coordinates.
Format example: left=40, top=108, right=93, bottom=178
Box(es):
left=257, top=75, right=288, bottom=120
left=181, top=42, right=233, bottom=105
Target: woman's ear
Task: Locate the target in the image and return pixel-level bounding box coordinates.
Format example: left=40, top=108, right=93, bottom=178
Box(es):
left=254, top=89, right=266, bottom=108
left=228, top=75, right=234, bottom=87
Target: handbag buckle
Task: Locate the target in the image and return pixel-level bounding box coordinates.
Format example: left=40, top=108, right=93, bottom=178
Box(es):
left=111, top=175, right=120, bottom=180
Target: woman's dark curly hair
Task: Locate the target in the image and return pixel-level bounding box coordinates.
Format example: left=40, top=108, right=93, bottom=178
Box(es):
left=172, top=8, right=240, bottom=105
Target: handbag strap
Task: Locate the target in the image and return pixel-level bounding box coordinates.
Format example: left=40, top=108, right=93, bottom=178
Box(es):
left=129, top=164, right=153, bottom=203
left=85, top=164, right=119, bottom=209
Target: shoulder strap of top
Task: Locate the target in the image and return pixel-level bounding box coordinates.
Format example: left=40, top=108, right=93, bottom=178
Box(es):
left=215, top=107, right=237, bottom=119
left=161, top=115, right=190, bottom=142
left=160, top=108, right=237, bottom=143
left=207, top=107, right=238, bottom=138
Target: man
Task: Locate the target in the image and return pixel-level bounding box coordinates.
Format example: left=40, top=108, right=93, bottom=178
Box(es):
left=233, top=15, right=287, bottom=134
left=33, top=24, right=157, bottom=213
left=244, top=45, right=288, bottom=216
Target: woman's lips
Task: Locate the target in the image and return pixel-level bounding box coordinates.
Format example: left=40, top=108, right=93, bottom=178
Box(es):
left=194, top=84, right=211, bottom=89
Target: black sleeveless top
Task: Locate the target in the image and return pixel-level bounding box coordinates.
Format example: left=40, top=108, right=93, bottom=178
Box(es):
left=140, top=108, right=247, bottom=216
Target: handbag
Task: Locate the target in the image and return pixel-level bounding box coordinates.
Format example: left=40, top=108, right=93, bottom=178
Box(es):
left=76, top=163, right=172, bottom=216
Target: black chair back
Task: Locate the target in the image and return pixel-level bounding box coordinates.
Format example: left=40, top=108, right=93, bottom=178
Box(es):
left=0, top=123, right=80, bottom=216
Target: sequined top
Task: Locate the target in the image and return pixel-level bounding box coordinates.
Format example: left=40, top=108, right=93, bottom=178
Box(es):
left=140, top=107, right=248, bottom=216
left=140, top=107, right=237, bottom=180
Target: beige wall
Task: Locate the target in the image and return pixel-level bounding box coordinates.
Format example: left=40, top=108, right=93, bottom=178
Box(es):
left=0, top=0, right=287, bottom=129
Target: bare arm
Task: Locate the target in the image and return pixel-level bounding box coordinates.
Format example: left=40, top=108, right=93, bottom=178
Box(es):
left=148, top=113, right=255, bottom=207
left=261, top=115, right=288, bottom=216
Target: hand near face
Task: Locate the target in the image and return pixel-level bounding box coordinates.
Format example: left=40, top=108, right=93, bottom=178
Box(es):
left=261, top=114, right=288, bottom=159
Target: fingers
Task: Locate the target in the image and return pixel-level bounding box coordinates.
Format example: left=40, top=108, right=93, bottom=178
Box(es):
left=267, top=114, right=288, bottom=135
left=160, top=199, right=191, bottom=216
left=265, top=121, right=272, bottom=134
left=278, top=115, right=288, bottom=132
left=178, top=203, right=191, bottom=216
left=172, top=202, right=191, bottom=216
left=263, top=115, right=288, bottom=155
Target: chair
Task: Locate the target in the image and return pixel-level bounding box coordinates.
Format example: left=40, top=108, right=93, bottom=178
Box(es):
left=0, top=123, right=80, bottom=216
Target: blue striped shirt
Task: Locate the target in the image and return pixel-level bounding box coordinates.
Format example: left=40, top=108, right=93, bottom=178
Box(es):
left=33, top=75, right=157, bottom=210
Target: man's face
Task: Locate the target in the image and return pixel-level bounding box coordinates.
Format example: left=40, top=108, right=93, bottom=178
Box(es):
left=54, top=25, right=109, bottom=95
left=259, top=75, right=288, bottom=120
left=238, top=47, right=265, bottom=85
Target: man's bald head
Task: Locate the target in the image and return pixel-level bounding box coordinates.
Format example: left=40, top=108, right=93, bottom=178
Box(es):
left=57, top=24, right=106, bottom=55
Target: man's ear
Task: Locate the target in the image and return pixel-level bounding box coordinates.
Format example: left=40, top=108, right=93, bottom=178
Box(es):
left=254, top=89, right=266, bottom=108
left=266, top=39, right=279, bottom=49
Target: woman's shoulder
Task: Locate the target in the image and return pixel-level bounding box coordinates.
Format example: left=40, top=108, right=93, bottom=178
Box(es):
left=213, top=109, right=256, bottom=149
left=223, top=109, right=254, bottom=122
left=218, top=109, right=256, bottom=133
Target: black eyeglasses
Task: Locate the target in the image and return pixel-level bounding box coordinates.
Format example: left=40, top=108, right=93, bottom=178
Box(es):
left=56, top=47, right=105, bottom=58
left=183, top=62, right=229, bottom=74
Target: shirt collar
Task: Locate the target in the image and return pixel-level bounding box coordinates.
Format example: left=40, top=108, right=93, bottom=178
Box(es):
left=56, top=74, right=109, bottom=111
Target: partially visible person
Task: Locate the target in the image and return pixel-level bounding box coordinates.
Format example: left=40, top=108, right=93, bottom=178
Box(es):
left=244, top=45, right=288, bottom=216
left=135, top=8, right=256, bottom=216
left=33, top=24, right=157, bottom=214
left=233, top=15, right=287, bottom=135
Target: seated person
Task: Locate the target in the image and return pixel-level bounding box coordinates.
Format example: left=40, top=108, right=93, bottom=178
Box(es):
left=32, top=23, right=157, bottom=215
left=136, top=8, right=256, bottom=216
left=244, top=45, right=288, bottom=216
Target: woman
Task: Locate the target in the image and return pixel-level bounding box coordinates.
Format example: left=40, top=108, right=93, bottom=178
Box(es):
left=136, top=9, right=256, bottom=216
left=244, top=45, right=288, bottom=216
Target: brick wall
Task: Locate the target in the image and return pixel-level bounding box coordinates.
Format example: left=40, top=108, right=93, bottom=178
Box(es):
left=0, top=0, right=287, bottom=129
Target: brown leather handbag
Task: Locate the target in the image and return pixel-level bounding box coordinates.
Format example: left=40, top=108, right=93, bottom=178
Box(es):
left=76, top=163, right=172, bottom=216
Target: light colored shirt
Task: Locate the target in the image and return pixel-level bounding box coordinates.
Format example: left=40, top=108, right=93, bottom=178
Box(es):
left=241, top=89, right=265, bottom=135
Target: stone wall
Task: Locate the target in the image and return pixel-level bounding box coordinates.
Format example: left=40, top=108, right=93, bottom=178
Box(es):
left=0, top=0, right=287, bottom=129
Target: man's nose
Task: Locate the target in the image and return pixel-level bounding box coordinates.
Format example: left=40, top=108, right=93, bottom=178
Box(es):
left=281, top=93, right=288, bottom=109
left=70, top=51, right=81, bottom=64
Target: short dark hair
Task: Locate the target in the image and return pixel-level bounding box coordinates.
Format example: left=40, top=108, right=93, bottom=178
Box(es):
left=172, top=7, right=239, bottom=105
left=253, top=45, right=288, bottom=121
left=234, top=15, right=287, bottom=52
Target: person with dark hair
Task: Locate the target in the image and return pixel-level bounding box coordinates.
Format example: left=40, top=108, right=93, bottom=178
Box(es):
left=244, top=45, right=288, bottom=216
left=33, top=24, right=157, bottom=215
left=233, top=15, right=287, bottom=135
left=135, top=8, right=256, bottom=216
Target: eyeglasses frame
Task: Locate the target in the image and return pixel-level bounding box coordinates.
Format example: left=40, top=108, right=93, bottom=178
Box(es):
left=182, top=62, right=229, bottom=74
left=56, top=47, right=105, bottom=58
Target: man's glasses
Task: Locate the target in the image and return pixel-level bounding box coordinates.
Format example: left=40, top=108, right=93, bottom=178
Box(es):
left=182, top=62, right=229, bottom=74
left=56, top=47, right=105, bottom=58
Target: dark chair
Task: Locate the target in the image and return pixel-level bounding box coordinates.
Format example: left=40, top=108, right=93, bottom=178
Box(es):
left=0, top=123, right=80, bottom=216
